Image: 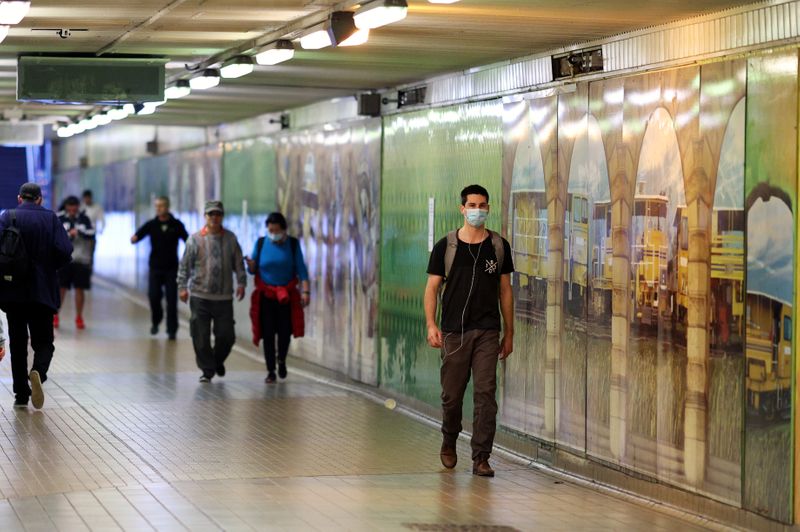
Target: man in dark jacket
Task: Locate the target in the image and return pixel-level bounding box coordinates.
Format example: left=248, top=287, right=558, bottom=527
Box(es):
left=131, top=196, right=188, bottom=340
left=0, top=183, right=72, bottom=409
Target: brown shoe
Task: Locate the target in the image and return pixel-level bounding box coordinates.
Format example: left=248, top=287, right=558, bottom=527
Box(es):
left=440, top=444, right=457, bottom=469
left=472, top=459, right=494, bottom=477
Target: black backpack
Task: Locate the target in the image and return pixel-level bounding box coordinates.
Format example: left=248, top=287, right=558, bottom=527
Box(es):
left=0, top=210, right=31, bottom=283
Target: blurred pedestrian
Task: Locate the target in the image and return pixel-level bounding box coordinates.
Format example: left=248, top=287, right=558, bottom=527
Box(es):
left=0, top=183, right=72, bottom=409
left=177, top=201, right=246, bottom=383
left=81, top=189, right=105, bottom=234
left=56, top=196, right=95, bottom=330
left=246, top=212, right=309, bottom=384
left=131, top=196, right=188, bottom=340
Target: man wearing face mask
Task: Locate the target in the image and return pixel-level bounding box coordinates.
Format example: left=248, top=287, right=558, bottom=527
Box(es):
left=424, top=184, right=515, bottom=477
left=246, top=212, right=310, bottom=384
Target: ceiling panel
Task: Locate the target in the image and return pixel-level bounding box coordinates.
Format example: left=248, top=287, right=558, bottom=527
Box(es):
left=0, top=0, right=757, bottom=127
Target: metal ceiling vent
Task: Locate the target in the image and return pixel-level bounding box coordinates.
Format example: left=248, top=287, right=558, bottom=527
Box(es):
left=552, top=46, right=603, bottom=80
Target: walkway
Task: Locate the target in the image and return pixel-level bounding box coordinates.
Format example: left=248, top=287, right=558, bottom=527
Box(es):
left=0, top=283, right=713, bottom=531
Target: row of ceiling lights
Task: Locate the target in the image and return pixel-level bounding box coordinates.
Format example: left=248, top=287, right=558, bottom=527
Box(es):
left=56, top=0, right=460, bottom=138
left=0, top=1, right=30, bottom=43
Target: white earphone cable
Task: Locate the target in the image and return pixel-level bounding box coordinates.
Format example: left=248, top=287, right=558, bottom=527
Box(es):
left=442, top=229, right=487, bottom=360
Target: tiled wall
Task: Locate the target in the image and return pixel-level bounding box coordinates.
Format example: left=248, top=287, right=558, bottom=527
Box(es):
left=53, top=50, right=798, bottom=524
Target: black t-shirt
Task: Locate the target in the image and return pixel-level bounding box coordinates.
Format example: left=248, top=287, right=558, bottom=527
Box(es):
left=134, top=215, right=189, bottom=270
left=427, top=231, right=514, bottom=333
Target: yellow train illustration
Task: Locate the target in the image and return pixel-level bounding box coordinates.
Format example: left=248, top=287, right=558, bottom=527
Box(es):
left=590, top=200, right=613, bottom=320
left=709, top=207, right=745, bottom=349
left=630, top=194, right=669, bottom=328
left=746, top=292, right=792, bottom=420
left=510, top=190, right=549, bottom=310
left=564, top=193, right=589, bottom=316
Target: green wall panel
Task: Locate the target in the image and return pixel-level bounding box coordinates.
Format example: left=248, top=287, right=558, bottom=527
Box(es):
left=222, top=137, right=278, bottom=216
left=379, top=101, right=504, bottom=406
left=743, top=50, right=797, bottom=523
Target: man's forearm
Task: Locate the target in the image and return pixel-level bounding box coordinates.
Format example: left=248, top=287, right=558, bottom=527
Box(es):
left=500, top=288, right=514, bottom=334
left=424, top=286, right=438, bottom=328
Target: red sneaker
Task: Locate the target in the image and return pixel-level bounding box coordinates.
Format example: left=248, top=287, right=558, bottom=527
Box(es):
left=75, top=316, right=85, bottom=330
left=53, top=314, right=59, bottom=329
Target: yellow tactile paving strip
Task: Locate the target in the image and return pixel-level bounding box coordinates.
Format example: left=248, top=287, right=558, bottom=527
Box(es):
left=0, top=285, right=712, bottom=531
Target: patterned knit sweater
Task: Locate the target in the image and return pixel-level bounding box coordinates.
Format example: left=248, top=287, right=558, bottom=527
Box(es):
left=177, top=227, right=246, bottom=301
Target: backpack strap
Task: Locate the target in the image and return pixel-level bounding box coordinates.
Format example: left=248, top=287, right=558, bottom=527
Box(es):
left=443, top=230, right=458, bottom=281
left=254, top=237, right=265, bottom=279
left=489, top=230, right=504, bottom=275
left=9, top=209, right=16, bottom=227
left=444, top=229, right=504, bottom=280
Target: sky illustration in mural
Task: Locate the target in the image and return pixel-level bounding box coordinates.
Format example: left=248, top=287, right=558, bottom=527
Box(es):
left=510, top=101, right=546, bottom=193
left=714, top=99, right=745, bottom=210
left=747, top=197, right=793, bottom=305
left=568, top=114, right=610, bottom=201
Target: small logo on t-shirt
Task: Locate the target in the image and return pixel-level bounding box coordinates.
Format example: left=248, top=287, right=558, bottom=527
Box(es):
left=485, top=259, right=498, bottom=274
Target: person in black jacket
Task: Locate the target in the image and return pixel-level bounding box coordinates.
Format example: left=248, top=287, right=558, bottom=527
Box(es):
left=131, top=196, right=188, bottom=340
left=0, top=183, right=72, bottom=409
left=57, top=196, right=95, bottom=330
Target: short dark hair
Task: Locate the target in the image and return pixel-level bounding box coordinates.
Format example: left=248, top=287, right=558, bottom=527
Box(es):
left=19, top=182, right=42, bottom=201
left=460, top=184, right=489, bottom=206
left=64, top=196, right=80, bottom=207
left=265, top=212, right=287, bottom=230
left=82, top=189, right=92, bottom=198
left=156, top=196, right=170, bottom=207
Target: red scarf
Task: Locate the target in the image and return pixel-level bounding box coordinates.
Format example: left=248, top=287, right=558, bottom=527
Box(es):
left=250, top=276, right=305, bottom=345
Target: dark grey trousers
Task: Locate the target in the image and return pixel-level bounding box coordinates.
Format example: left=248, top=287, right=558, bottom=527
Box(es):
left=189, top=297, right=235, bottom=375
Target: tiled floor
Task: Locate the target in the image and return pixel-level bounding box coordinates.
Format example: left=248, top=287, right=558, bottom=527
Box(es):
left=0, top=284, right=715, bottom=531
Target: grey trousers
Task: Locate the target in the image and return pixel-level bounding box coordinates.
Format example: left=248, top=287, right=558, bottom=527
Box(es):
left=189, top=297, right=236, bottom=375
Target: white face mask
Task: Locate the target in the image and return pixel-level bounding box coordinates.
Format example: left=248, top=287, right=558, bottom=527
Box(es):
left=465, top=209, right=488, bottom=227
left=267, top=231, right=285, bottom=242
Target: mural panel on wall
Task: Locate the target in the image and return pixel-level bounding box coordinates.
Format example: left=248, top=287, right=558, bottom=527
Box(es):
left=380, top=102, right=503, bottom=407
left=500, top=59, right=761, bottom=510
left=277, top=120, right=382, bottom=385
left=743, top=51, right=797, bottom=523
left=96, top=160, right=137, bottom=288
left=501, top=95, right=556, bottom=440
left=222, top=137, right=279, bottom=255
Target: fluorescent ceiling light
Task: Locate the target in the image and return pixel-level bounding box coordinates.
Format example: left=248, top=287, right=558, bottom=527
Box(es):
left=108, top=106, right=130, bottom=120
left=354, top=0, right=408, bottom=30
left=189, top=68, right=220, bottom=90
left=80, top=118, right=97, bottom=130
left=300, top=25, right=333, bottom=50
left=56, top=126, right=72, bottom=138
left=71, top=121, right=86, bottom=134
left=301, top=12, right=361, bottom=50
left=0, top=25, right=8, bottom=44
left=92, top=113, right=112, bottom=126
left=339, top=28, right=369, bottom=47
left=0, top=1, right=30, bottom=25
left=165, top=80, right=191, bottom=99
left=220, top=55, right=254, bottom=79
left=136, top=102, right=159, bottom=115
left=255, top=40, right=295, bottom=66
